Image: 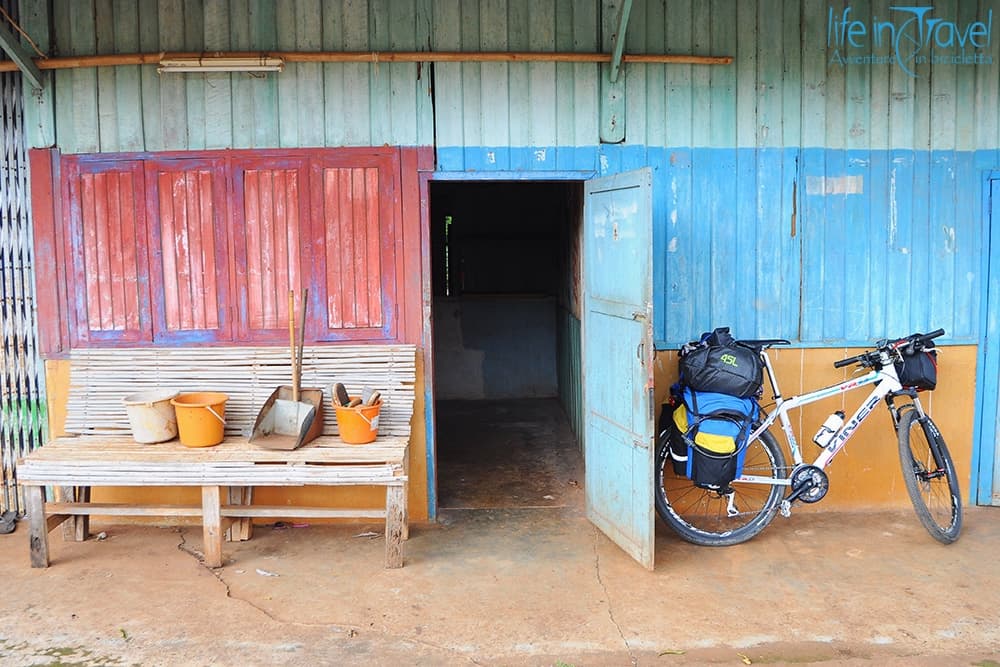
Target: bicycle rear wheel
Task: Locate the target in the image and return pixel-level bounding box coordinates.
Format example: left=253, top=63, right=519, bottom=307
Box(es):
left=654, top=426, right=786, bottom=546
left=897, top=409, right=962, bottom=544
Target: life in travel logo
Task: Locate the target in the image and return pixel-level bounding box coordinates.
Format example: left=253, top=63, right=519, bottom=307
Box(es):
left=827, top=6, right=994, bottom=77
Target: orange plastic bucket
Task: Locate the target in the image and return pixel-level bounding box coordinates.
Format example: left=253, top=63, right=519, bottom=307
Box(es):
left=171, top=392, right=228, bottom=447
left=334, top=399, right=381, bottom=444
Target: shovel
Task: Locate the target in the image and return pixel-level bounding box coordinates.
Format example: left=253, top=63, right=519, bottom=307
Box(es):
left=249, top=290, right=320, bottom=449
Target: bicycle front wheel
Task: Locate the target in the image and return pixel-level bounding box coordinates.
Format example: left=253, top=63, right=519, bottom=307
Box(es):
left=897, top=409, right=962, bottom=543
left=655, top=426, right=786, bottom=546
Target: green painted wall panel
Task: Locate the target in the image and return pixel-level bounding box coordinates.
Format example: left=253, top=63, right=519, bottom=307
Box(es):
left=22, top=0, right=1000, bottom=153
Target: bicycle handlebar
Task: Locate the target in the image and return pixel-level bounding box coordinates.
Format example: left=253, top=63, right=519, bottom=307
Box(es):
left=833, top=329, right=945, bottom=370
left=833, top=355, right=864, bottom=369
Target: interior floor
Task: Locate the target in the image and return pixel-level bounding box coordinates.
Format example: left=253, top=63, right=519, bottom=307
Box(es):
left=435, top=398, right=584, bottom=510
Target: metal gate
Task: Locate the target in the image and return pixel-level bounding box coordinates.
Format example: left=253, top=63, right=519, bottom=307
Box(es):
left=0, top=30, right=45, bottom=514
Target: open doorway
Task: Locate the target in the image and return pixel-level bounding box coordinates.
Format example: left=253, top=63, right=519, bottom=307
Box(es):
left=430, top=180, right=585, bottom=510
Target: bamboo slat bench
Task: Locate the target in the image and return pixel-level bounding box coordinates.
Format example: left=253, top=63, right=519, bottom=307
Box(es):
left=19, top=345, right=416, bottom=569
left=18, top=436, right=409, bottom=568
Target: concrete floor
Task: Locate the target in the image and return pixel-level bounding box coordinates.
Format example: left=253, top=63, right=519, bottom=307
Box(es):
left=2, top=399, right=1000, bottom=665
left=435, top=398, right=584, bottom=510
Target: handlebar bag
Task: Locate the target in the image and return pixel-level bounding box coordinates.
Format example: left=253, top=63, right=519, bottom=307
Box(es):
left=895, top=349, right=937, bottom=391
left=672, top=385, right=758, bottom=490
left=678, top=328, right=764, bottom=398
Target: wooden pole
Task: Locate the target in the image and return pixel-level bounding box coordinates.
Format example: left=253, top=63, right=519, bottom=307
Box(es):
left=0, top=50, right=732, bottom=72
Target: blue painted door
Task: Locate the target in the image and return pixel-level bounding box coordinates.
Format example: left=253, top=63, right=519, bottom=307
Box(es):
left=977, top=175, right=1000, bottom=506
left=583, top=167, right=655, bottom=569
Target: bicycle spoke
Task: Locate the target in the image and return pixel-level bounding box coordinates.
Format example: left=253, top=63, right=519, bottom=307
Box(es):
left=897, top=411, right=962, bottom=543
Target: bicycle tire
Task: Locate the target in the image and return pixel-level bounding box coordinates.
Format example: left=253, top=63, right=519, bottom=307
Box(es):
left=654, top=425, right=786, bottom=546
left=897, top=409, right=962, bottom=544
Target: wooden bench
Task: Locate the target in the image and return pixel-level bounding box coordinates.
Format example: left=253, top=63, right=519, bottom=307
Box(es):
left=18, top=436, right=408, bottom=568
left=20, top=344, right=416, bottom=569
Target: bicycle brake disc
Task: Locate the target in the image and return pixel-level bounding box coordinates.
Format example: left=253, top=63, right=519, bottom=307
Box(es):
left=790, top=464, right=829, bottom=503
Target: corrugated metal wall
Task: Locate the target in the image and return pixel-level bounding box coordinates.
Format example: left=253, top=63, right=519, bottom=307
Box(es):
left=1, top=2, right=45, bottom=514
left=19, top=0, right=1000, bottom=346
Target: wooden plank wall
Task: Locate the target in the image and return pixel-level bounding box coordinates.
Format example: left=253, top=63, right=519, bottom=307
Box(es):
left=20, top=0, right=1000, bottom=347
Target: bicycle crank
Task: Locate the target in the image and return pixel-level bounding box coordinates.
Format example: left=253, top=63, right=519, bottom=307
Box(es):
left=787, top=465, right=829, bottom=504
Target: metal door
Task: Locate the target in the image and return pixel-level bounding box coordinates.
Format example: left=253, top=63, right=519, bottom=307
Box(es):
left=582, top=167, right=655, bottom=569
left=0, top=65, right=45, bottom=514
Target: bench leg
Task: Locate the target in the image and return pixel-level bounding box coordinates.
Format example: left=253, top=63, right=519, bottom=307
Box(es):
left=402, top=479, right=409, bottom=542
left=58, top=486, right=90, bottom=542
left=55, top=486, right=90, bottom=542
left=226, top=486, right=253, bottom=542
left=385, top=484, right=405, bottom=568
left=25, top=485, right=49, bottom=568
left=202, top=486, right=223, bottom=568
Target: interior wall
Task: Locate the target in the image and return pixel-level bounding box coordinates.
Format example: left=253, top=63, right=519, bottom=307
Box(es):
left=433, top=296, right=557, bottom=400
left=431, top=182, right=571, bottom=401
left=556, top=186, right=584, bottom=439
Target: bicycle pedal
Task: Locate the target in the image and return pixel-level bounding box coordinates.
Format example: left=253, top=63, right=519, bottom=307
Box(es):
left=779, top=500, right=792, bottom=518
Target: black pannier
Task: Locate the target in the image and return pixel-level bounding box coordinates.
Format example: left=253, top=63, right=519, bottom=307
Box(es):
left=661, top=384, right=759, bottom=489
left=658, top=400, right=688, bottom=476
left=895, top=348, right=937, bottom=391
left=678, top=327, right=764, bottom=398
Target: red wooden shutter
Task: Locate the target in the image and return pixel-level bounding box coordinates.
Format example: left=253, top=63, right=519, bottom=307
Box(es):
left=309, top=151, right=399, bottom=341
left=64, top=159, right=151, bottom=344
left=145, top=158, right=232, bottom=342
left=232, top=158, right=312, bottom=342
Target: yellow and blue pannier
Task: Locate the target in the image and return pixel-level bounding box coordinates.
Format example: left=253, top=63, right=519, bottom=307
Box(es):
left=671, top=384, right=759, bottom=490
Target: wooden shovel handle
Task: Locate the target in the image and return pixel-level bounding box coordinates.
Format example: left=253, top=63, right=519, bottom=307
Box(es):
left=289, top=290, right=299, bottom=403
left=297, top=288, right=309, bottom=395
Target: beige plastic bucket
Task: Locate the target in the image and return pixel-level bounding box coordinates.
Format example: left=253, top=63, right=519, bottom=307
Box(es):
left=122, top=389, right=179, bottom=444
left=171, top=392, right=228, bottom=447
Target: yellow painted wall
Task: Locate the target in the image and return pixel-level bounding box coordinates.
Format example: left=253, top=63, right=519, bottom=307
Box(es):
left=654, top=345, right=977, bottom=510
left=44, top=353, right=431, bottom=523
left=43, top=344, right=976, bottom=519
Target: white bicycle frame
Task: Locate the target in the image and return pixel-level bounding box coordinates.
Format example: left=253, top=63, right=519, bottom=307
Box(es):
left=738, top=348, right=922, bottom=487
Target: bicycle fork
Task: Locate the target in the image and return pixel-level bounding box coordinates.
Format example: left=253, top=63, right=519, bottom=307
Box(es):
left=889, top=392, right=949, bottom=479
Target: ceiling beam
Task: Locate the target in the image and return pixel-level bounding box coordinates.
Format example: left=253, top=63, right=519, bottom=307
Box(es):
left=0, top=50, right=733, bottom=72
left=0, top=22, right=42, bottom=88
left=607, top=0, right=634, bottom=83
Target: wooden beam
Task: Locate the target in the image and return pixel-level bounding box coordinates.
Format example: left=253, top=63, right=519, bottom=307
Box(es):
left=0, top=50, right=732, bottom=73
left=608, top=0, right=634, bottom=83
left=25, top=485, right=49, bottom=568
left=219, top=505, right=386, bottom=518
left=45, top=502, right=202, bottom=517
left=201, top=486, right=223, bottom=568
left=0, top=21, right=42, bottom=87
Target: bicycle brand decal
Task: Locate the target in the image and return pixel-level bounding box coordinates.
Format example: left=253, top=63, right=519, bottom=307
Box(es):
left=827, top=6, right=994, bottom=78
left=827, top=391, right=883, bottom=453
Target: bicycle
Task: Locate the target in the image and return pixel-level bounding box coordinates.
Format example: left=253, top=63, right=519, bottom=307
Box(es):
left=654, top=329, right=963, bottom=546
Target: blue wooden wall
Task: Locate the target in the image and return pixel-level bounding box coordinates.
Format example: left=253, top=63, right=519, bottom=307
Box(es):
left=20, top=0, right=1000, bottom=347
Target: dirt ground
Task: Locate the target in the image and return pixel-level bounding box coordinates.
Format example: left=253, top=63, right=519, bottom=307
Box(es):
left=2, top=503, right=1000, bottom=666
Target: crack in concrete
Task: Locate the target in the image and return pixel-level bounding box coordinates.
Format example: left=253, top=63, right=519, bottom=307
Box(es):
left=591, top=526, right=637, bottom=667
left=172, top=528, right=481, bottom=664
left=173, top=528, right=282, bottom=623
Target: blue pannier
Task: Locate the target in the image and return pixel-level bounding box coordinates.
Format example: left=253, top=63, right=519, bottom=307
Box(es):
left=670, top=384, right=759, bottom=490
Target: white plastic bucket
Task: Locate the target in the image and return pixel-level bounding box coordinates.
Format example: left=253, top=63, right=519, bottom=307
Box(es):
left=123, top=389, right=180, bottom=444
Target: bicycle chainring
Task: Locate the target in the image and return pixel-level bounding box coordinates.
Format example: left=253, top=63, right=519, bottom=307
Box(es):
left=790, top=465, right=829, bottom=503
